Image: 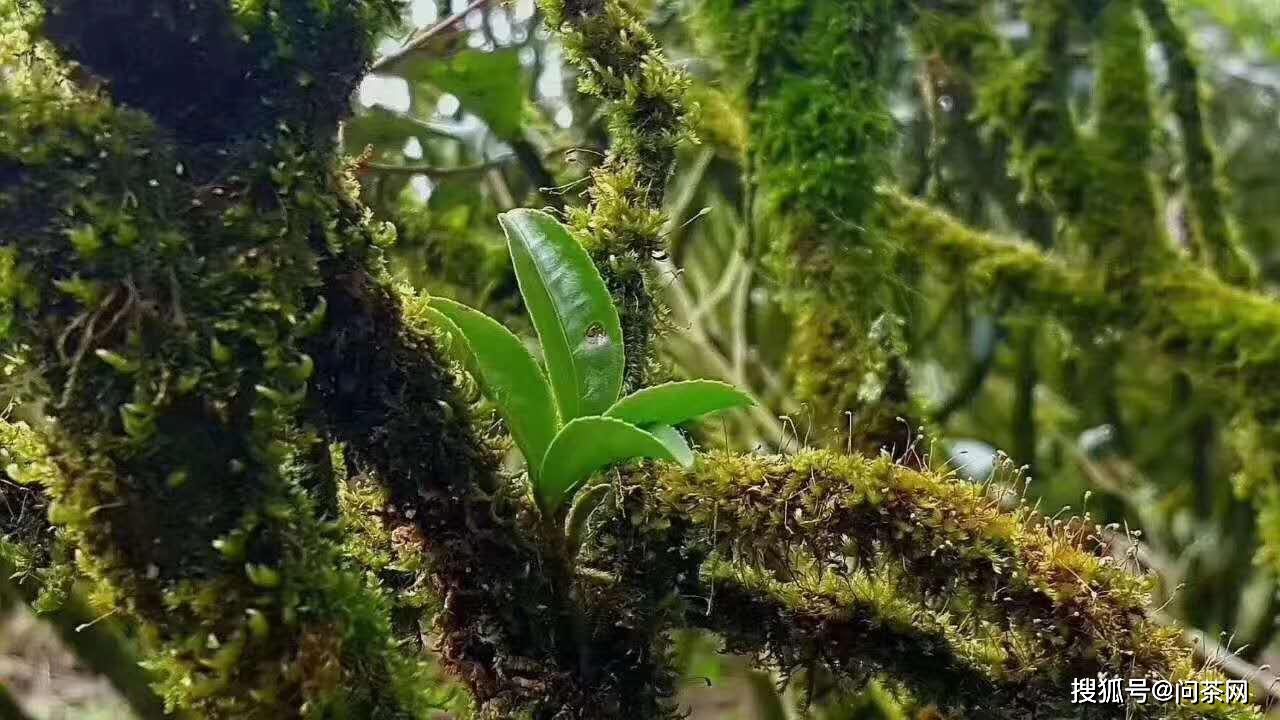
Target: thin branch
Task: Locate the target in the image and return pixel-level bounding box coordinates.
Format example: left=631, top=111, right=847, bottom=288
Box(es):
left=1181, top=625, right=1280, bottom=707
left=364, top=155, right=516, bottom=178
left=370, top=0, right=492, bottom=74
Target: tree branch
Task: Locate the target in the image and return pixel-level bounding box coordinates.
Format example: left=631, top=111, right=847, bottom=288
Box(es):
left=370, top=0, right=491, bottom=75
left=1140, top=0, right=1257, bottom=284
left=543, top=0, right=693, bottom=389
left=638, top=449, right=1262, bottom=718
left=0, top=4, right=447, bottom=716
left=364, top=155, right=517, bottom=177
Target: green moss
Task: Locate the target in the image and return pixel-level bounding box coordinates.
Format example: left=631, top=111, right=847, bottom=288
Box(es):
left=541, top=0, right=693, bottom=389
left=1077, top=0, right=1166, bottom=275
left=1140, top=0, right=1257, bottom=284
left=886, top=189, right=1280, bottom=416
left=789, top=305, right=917, bottom=453
left=1138, top=265, right=1280, bottom=413
left=973, top=0, right=1083, bottom=212
left=695, top=0, right=897, bottom=301
left=641, top=449, right=1260, bottom=718
left=691, top=0, right=911, bottom=446
left=890, top=191, right=1280, bottom=610
left=963, top=0, right=1170, bottom=279
left=0, top=421, right=72, bottom=613
left=703, top=561, right=1054, bottom=718
left=883, top=190, right=1105, bottom=321
left=0, top=6, right=443, bottom=716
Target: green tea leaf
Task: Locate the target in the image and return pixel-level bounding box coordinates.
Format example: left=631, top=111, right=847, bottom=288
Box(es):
left=644, top=425, right=694, bottom=468
left=537, top=416, right=674, bottom=513
left=499, top=209, right=624, bottom=421
left=426, top=297, right=559, bottom=472
left=605, top=380, right=754, bottom=427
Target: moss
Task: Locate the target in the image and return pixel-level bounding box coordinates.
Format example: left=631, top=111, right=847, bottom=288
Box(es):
left=691, top=0, right=911, bottom=447
left=308, top=272, right=617, bottom=719
left=888, top=193, right=1280, bottom=635
left=640, top=449, right=1260, bottom=718
left=11, top=1, right=683, bottom=717
left=694, top=0, right=898, bottom=301
left=0, top=5, right=443, bottom=717
left=0, top=421, right=73, bottom=613
left=707, top=563, right=1252, bottom=719
left=574, top=472, right=708, bottom=720
left=1139, top=0, right=1257, bottom=284
left=541, top=0, right=693, bottom=389
left=1139, top=265, right=1280, bottom=413
left=40, top=0, right=403, bottom=143
left=972, top=0, right=1084, bottom=213
left=910, top=1, right=1012, bottom=211
left=789, top=306, right=917, bottom=455
left=887, top=189, right=1280, bottom=415
left=682, top=81, right=749, bottom=161
left=961, top=0, right=1170, bottom=279
left=701, top=561, right=1058, bottom=718
left=1077, top=0, right=1166, bottom=276
left=883, top=190, right=1111, bottom=327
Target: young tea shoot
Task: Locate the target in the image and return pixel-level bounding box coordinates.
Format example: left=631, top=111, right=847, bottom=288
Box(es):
left=424, top=209, right=753, bottom=517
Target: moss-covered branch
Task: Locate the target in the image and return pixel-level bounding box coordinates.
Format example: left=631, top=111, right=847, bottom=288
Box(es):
left=305, top=272, right=590, bottom=718
left=885, top=190, right=1280, bottom=416
left=971, top=0, right=1081, bottom=214
left=697, top=563, right=1064, bottom=718
left=690, top=0, right=919, bottom=451
left=1082, top=0, right=1165, bottom=275
left=883, top=191, right=1103, bottom=315
left=541, top=0, right=693, bottom=388
left=1140, top=0, right=1256, bottom=283
left=640, top=450, right=1258, bottom=718
left=0, top=3, right=442, bottom=716
left=8, top=2, right=1272, bottom=719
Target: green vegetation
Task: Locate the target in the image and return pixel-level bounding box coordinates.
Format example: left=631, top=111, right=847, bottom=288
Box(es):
left=428, top=208, right=750, bottom=514
left=3, top=0, right=1280, bottom=718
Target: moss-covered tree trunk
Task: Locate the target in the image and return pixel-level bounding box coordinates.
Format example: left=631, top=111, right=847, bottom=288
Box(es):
left=1, top=1, right=1278, bottom=719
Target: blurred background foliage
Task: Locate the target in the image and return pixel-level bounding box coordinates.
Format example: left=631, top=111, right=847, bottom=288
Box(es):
left=4, top=0, right=1280, bottom=717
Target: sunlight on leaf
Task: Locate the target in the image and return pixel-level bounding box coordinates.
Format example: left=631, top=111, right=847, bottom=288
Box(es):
left=500, top=208, right=624, bottom=421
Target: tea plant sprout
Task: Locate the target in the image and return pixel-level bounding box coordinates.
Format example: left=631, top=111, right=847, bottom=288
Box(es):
left=424, top=209, right=753, bottom=522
